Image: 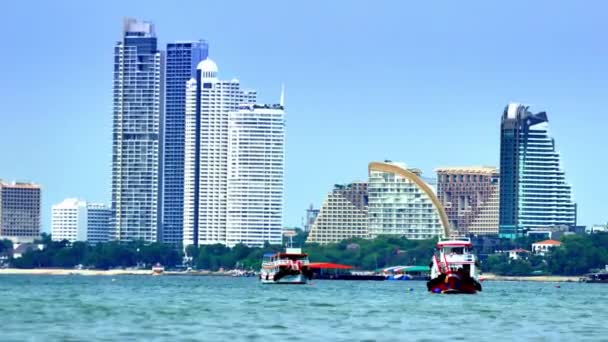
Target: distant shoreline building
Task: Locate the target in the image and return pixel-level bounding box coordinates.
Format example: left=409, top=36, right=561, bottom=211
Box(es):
left=436, top=167, right=499, bottom=235
left=306, top=182, right=368, bottom=244
left=51, top=199, right=111, bottom=244
left=112, top=18, right=163, bottom=242
left=499, top=104, right=576, bottom=238
left=368, top=161, right=448, bottom=239
left=0, top=181, right=41, bottom=243
left=162, top=40, right=208, bottom=246
left=303, top=204, right=320, bottom=233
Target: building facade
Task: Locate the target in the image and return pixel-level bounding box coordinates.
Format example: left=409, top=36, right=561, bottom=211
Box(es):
left=0, top=181, right=41, bottom=241
left=531, top=239, right=562, bottom=255
left=499, top=103, right=576, bottom=238
left=303, top=204, right=320, bottom=233
left=183, top=59, right=257, bottom=247
left=436, top=167, right=499, bottom=235
left=112, top=18, right=164, bottom=242
left=226, top=104, right=285, bottom=247
left=52, top=199, right=87, bottom=242
left=52, top=199, right=112, bottom=244
left=86, top=203, right=113, bottom=244
left=368, top=162, right=448, bottom=239
left=306, top=182, right=368, bottom=244
left=162, top=40, right=208, bottom=245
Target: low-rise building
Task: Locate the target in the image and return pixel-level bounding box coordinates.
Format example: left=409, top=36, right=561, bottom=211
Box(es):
left=531, top=239, right=562, bottom=255
left=51, top=199, right=111, bottom=243
left=587, top=224, right=607, bottom=234
left=507, top=248, right=531, bottom=260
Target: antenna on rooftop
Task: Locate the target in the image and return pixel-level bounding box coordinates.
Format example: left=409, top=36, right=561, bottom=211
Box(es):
left=279, top=83, right=285, bottom=106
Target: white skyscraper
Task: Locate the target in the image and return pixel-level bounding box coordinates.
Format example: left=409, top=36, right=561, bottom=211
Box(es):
left=183, top=59, right=257, bottom=247
left=226, top=104, right=285, bottom=247
left=52, top=199, right=111, bottom=243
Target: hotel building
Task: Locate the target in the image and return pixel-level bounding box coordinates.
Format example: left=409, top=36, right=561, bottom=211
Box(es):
left=499, top=104, right=576, bottom=238
left=51, top=199, right=112, bottom=244
left=226, top=104, right=285, bottom=247
left=0, top=181, right=41, bottom=242
left=368, top=162, right=448, bottom=239
left=162, top=40, right=208, bottom=245
left=112, top=18, right=163, bottom=242
left=436, top=167, right=499, bottom=235
left=183, top=59, right=257, bottom=247
left=306, top=182, right=368, bottom=244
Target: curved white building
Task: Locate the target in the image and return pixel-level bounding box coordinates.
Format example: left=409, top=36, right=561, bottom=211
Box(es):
left=368, top=161, right=449, bottom=239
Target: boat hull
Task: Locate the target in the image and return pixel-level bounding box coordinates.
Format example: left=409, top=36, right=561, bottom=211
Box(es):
left=260, top=273, right=307, bottom=285
left=427, top=273, right=482, bottom=294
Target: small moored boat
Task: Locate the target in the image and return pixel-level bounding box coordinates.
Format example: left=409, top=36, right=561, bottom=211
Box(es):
left=152, top=263, right=164, bottom=276
left=580, top=272, right=608, bottom=283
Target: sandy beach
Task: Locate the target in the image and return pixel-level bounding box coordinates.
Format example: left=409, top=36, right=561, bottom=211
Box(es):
left=0, top=268, right=152, bottom=276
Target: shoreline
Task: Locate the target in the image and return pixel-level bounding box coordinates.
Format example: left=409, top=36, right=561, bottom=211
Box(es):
left=0, top=269, right=583, bottom=282
left=0, top=268, right=238, bottom=277
left=480, top=273, right=580, bottom=282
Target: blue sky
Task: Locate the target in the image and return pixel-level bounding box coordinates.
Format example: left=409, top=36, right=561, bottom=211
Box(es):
left=1, top=0, right=606, bottom=231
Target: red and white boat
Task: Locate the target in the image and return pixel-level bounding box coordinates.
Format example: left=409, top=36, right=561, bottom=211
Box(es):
left=427, top=237, right=482, bottom=294
left=259, top=248, right=313, bottom=284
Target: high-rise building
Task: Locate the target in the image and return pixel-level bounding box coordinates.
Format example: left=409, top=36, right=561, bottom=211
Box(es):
left=436, top=167, right=499, bottom=235
left=303, top=204, right=320, bottom=232
left=306, top=182, right=368, bottom=244
left=368, top=161, right=449, bottom=239
left=162, top=41, right=209, bottom=245
left=183, top=59, right=257, bottom=247
left=112, top=18, right=163, bottom=242
left=499, top=104, right=576, bottom=238
left=226, top=104, right=285, bottom=247
left=0, top=181, right=41, bottom=242
left=51, top=199, right=112, bottom=244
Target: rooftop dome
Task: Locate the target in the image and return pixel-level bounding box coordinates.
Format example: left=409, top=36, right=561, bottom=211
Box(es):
left=197, top=58, right=218, bottom=73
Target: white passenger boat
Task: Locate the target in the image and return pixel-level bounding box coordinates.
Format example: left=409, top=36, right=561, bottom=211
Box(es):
left=259, top=248, right=313, bottom=284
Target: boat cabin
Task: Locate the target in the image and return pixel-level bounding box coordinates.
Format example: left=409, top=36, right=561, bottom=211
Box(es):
left=432, top=237, right=477, bottom=276
left=262, top=248, right=310, bottom=268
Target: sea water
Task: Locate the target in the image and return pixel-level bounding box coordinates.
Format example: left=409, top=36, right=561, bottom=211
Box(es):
left=0, top=275, right=605, bottom=341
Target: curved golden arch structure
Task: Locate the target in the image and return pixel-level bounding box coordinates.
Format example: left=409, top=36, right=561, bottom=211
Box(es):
left=368, top=162, right=451, bottom=237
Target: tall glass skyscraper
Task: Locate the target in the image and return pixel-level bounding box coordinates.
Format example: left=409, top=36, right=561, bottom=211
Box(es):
left=499, top=103, right=576, bottom=238
left=112, top=18, right=163, bottom=242
left=162, top=41, right=208, bottom=245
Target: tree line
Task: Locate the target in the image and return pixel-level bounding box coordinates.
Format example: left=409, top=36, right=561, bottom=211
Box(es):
left=7, top=234, right=181, bottom=269
left=4, top=232, right=607, bottom=275
left=482, top=233, right=608, bottom=276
